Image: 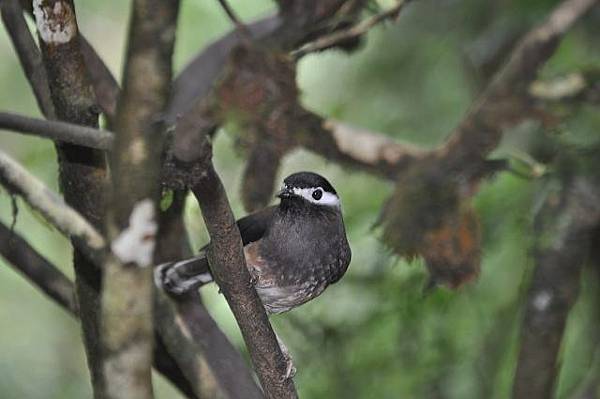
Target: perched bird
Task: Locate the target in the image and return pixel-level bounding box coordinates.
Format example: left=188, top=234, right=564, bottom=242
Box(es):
left=155, top=171, right=351, bottom=314
left=155, top=171, right=351, bottom=377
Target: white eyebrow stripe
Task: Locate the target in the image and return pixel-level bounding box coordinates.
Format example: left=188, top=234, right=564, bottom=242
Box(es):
left=291, top=187, right=340, bottom=207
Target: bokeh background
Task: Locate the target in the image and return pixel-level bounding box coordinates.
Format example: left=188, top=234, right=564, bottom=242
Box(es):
left=1, top=1, right=599, bottom=398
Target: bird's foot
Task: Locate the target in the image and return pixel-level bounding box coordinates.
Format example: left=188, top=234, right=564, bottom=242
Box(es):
left=154, top=260, right=208, bottom=295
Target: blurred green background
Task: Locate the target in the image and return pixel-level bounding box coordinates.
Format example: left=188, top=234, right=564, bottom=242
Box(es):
left=1, top=1, right=599, bottom=398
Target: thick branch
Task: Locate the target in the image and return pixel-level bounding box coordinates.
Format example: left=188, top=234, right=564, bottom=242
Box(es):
left=32, top=1, right=110, bottom=397
left=0, top=111, right=113, bottom=150
left=190, top=163, right=297, bottom=399
left=513, top=177, right=600, bottom=399
left=0, top=221, right=77, bottom=315
left=101, top=0, right=180, bottom=398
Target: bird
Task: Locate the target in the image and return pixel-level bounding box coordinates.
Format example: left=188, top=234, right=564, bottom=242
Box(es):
left=154, top=171, right=351, bottom=376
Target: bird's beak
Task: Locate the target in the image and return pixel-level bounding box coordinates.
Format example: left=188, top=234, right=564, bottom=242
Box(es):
left=277, top=186, right=294, bottom=199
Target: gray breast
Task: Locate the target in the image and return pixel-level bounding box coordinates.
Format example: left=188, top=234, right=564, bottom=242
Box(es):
left=251, top=209, right=351, bottom=314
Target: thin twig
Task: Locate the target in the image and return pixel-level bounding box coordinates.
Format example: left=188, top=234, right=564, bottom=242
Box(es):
left=292, top=0, right=409, bottom=58
left=0, top=111, right=113, bottom=150
left=216, top=0, right=250, bottom=37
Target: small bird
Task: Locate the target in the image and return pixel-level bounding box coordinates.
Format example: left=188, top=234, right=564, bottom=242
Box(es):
left=154, top=172, right=351, bottom=375
left=156, top=171, right=351, bottom=312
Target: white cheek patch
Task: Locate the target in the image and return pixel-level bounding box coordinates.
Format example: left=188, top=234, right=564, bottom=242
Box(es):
left=291, top=187, right=340, bottom=207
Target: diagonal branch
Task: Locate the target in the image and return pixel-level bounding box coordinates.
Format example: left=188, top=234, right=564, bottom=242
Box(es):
left=292, top=0, right=410, bottom=58
left=0, top=221, right=78, bottom=315
left=438, top=0, right=600, bottom=168
left=0, top=217, right=248, bottom=399
left=216, top=0, right=250, bottom=37
left=14, top=0, right=121, bottom=123
left=0, top=149, right=105, bottom=259
left=170, top=103, right=296, bottom=396
left=0, top=0, right=55, bottom=118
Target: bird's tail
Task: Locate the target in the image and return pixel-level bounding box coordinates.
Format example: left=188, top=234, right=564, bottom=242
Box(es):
left=154, top=250, right=213, bottom=295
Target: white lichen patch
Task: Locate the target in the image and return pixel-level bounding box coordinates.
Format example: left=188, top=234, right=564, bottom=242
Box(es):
left=533, top=290, right=553, bottom=312
left=111, top=199, right=158, bottom=267
left=33, top=0, right=77, bottom=44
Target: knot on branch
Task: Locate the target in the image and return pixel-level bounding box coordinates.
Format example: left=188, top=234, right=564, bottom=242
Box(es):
left=161, top=132, right=213, bottom=191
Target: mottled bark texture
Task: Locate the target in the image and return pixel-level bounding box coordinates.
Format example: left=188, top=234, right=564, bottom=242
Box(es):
left=154, top=190, right=263, bottom=399
left=513, top=172, right=600, bottom=399
left=170, top=63, right=296, bottom=396
left=189, top=164, right=297, bottom=399
left=101, top=1, right=180, bottom=399
left=31, top=1, right=108, bottom=397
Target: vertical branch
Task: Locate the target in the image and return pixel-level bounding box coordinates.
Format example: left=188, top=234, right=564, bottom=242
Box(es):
left=101, top=1, right=180, bottom=398
left=31, top=1, right=108, bottom=397
left=513, top=177, right=600, bottom=399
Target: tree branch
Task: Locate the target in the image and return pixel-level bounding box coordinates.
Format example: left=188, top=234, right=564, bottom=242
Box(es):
left=438, top=0, right=600, bottom=168
left=0, top=221, right=78, bottom=315
left=0, top=149, right=105, bottom=258
left=153, top=189, right=263, bottom=399
left=292, top=0, right=410, bottom=58
left=100, top=0, right=180, bottom=398
left=188, top=162, right=297, bottom=399
left=0, top=111, right=113, bottom=150
left=216, top=0, right=249, bottom=37
left=32, top=1, right=110, bottom=396
left=0, top=216, right=241, bottom=399
left=0, top=0, right=55, bottom=118
left=513, top=176, right=600, bottom=399
left=14, top=0, right=121, bottom=123
left=79, top=36, right=120, bottom=123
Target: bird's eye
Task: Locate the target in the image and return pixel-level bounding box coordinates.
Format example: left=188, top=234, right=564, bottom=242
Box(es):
left=312, top=189, right=323, bottom=200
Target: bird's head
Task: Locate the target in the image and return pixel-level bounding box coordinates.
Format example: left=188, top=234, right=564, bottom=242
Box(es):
left=277, top=171, right=340, bottom=209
